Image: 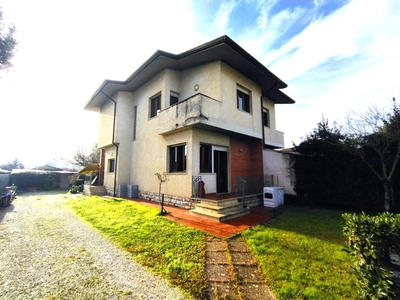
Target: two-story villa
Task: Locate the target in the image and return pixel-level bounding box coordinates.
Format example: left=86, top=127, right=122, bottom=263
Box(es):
left=84, top=36, right=295, bottom=220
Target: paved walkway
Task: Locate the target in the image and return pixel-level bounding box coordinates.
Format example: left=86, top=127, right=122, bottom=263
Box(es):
left=124, top=197, right=279, bottom=299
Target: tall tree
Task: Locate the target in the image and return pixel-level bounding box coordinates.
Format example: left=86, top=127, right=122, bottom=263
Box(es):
left=0, top=158, right=24, bottom=171
left=0, top=7, right=17, bottom=71
left=344, top=98, right=400, bottom=211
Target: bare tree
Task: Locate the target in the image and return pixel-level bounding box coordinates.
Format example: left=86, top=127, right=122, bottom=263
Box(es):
left=0, top=158, right=24, bottom=171
left=343, top=98, right=400, bottom=211
left=61, top=144, right=100, bottom=167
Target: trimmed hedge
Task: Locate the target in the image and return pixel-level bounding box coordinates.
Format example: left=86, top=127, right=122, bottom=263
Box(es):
left=342, top=212, right=400, bottom=299
left=11, top=173, right=59, bottom=190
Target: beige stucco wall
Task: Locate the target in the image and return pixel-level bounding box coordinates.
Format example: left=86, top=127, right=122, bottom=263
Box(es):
left=98, top=60, right=287, bottom=199
left=98, top=100, right=115, bottom=148
left=103, top=146, right=116, bottom=189
left=220, top=63, right=263, bottom=139
left=179, top=62, right=221, bottom=101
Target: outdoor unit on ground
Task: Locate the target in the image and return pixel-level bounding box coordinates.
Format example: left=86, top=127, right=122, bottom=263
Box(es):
left=263, top=187, right=284, bottom=207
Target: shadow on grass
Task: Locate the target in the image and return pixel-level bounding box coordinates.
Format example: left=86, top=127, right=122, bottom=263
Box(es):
left=256, top=205, right=348, bottom=245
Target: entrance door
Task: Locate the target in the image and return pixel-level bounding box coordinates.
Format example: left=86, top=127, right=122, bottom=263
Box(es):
left=214, top=150, right=228, bottom=193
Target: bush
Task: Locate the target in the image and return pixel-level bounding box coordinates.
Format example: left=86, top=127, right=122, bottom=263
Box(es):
left=342, top=212, right=400, bottom=299
left=69, top=185, right=80, bottom=194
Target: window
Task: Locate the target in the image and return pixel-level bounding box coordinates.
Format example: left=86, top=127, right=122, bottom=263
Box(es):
left=263, top=107, right=270, bottom=127
left=169, top=144, right=187, bottom=173
left=149, top=94, right=161, bottom=118
left=170, top=91, right=179, bottom=106
left=108, top=159, right=115, bottom=173
left=133, top=105, right=137, bottom=140
left=237, top=88, right=251, bottom=113
left=200, top=144, right=212, bottom=173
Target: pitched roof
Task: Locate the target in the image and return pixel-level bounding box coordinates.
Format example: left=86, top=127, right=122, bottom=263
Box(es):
left=85, top=35, right=294, bottom=111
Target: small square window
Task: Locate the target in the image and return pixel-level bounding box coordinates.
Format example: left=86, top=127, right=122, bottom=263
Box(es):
left=237, top=89, right=251, bottom=113
left=108, top=159, right=115, bottom=173
left=150, top=94, right=161, bottom=118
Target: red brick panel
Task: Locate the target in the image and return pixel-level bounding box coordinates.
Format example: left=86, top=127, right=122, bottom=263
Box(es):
left=230, top=138, right=263, bottom=192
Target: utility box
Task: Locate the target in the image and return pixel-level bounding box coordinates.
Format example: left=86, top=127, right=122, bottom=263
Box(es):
left=263, top=187, right=284, bottom=207
left=127, top=185, right=139, bottom=198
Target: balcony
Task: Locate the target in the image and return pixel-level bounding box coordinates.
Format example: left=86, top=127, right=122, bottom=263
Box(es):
left=158, top=93, right=282, bottom=143
left=264, top=128, right=284, bottom=148
left=158, top=93, right=223, bottom=135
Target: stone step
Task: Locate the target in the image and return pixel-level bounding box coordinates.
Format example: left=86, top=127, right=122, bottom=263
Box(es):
left=83, top=185, right=107, bottom=196
left=199, top=198, right=239, bottom=207
left=191, top=206, right=250, bottom=222
left=195, top=202, right=247, bottom=215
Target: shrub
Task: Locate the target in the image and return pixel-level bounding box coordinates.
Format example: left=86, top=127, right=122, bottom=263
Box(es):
left=342, top=212, right=400, bottom=299
left=69, top=185, right=80, bottom=194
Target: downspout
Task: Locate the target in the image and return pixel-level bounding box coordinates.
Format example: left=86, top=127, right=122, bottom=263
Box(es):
left=261, top=80, right=279, bottom=148
left=100, top=91, right=119, bottom=197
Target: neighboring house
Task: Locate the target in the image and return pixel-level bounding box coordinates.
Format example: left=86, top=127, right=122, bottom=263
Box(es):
left=84, top=35, right=295, bottom=216
left=12, top=165, right=76, bottom=190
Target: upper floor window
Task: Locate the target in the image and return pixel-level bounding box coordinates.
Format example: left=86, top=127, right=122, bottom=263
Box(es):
left=149, top=93, right=161, bottom=118
left=169, top=144, right=187, bottom=173
left=237, top=87, right=251, bottom=113
left=263, top=107, right=270, bottom=127
left=170, top=91, right=179, bottom=106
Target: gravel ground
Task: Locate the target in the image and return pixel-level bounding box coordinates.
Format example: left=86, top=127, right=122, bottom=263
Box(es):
left=0, top=192, right=190, bottom=300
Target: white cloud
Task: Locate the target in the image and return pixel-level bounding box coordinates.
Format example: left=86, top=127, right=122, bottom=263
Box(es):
left=273, top=0, right=400, bottom=146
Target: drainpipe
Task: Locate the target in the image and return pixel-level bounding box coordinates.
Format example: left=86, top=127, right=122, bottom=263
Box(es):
left=261, top=80, right=278, bottom=149
left=100, top=91, right=119, bottom=197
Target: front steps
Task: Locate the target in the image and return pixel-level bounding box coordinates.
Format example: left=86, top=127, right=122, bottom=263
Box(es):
left=191, top=197, right=250, bottom=222
left=83, top=185, right=107, bottom=196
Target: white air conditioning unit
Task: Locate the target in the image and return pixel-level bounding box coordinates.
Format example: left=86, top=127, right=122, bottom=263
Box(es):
left=263, top=187, right=284, bottom=207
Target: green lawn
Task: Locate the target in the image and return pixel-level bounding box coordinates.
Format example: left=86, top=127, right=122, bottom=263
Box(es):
left=68, top=196, right=358, bottom=300
left=67, top=196, right=207, bottom=299
left=243, top=207, right=359, bottom=300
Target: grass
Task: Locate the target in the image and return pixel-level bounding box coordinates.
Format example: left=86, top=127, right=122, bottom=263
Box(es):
left=67, top=196, right=207, bottom=299
left=243, top=206, right=359, bottom=300
left=68, top=196, right=359, bottom=300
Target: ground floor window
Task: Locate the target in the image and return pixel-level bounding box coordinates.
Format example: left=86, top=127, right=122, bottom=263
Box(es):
left=200, top=144, right=212, bottom=173
left=108, top=159, right=115, bottom=173
left=169, top=144, right=187, bottom=173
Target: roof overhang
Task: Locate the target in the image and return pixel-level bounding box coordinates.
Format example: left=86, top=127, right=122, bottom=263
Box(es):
left=85, top=35, right=294, bottom=111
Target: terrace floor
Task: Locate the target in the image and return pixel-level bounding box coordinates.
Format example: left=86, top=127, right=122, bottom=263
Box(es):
left=124, top=197, right=281, bottom=238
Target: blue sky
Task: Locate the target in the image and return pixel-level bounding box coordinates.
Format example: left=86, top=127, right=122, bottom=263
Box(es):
left=0, top=0, right=399, bottom=167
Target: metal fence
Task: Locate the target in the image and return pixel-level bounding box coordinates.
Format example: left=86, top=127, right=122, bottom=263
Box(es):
left=236, top=175, right=275, bottom=199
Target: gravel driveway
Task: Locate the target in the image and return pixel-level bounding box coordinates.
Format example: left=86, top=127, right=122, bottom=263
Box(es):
left=0, top=192, right=189, bottom=300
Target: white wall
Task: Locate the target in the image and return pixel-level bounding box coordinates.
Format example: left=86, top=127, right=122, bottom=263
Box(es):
left=263, top=149, right=296, bottom=195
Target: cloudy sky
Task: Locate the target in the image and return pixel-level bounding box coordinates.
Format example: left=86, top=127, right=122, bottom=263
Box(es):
left=0, top=0, right=399, bottom=168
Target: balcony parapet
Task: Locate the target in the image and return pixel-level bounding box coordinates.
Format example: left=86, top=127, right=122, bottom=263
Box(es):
left=264, top=128, right=284, bottom=148
left=158, top=93, right=223, bottom=135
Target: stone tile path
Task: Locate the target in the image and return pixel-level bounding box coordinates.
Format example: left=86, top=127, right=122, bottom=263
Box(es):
left=205, top=235, right=276, bottom=300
